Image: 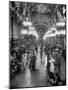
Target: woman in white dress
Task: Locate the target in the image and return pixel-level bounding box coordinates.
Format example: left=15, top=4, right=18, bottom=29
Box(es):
left=48, top=55, right=56, bottom=85
left=49, top=55, right=55, bottom=73
left=22, top=53, right=28, bottom=68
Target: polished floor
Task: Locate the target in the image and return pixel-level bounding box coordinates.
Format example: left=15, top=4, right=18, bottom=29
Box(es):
left=10, top=63, right=49, bottom=88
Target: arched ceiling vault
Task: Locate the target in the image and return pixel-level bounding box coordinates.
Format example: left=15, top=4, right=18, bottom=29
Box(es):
left=34, top=24, right=48, bottom=40
left=34, top=23, right=48, bottom=34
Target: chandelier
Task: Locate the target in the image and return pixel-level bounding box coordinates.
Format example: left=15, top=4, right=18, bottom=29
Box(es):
left=56, top=22, right=65, bottom=27
left=22, top=3, right=32, bottom=27
left=23, top=17, right=32, bottom=26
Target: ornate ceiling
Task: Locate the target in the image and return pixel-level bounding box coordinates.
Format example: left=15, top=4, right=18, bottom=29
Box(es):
left=10, top=1, right=66, bottom=41
left=10, top=2, right=66, bottom=24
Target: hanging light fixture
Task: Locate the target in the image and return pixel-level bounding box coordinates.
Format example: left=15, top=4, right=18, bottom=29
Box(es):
left=21, top=29, right=28, bottom=35
left=50, top=25, right=56, bottom=31
left=23, top=17, right=32, bottom=26
left=29, top=26, right=35, bottom=30
left=56, top=22, right=65, bottom=27
left=43, top=30, right=66, bottom=40
left=22, top=3, right=32, bottom=27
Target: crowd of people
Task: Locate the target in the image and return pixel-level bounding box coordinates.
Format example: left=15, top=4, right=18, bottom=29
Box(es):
left=10, top=45, right=37, bottom=79
left=47, top=47, right=66, bottom=86
left=10, top=44, right=66, bottom=86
